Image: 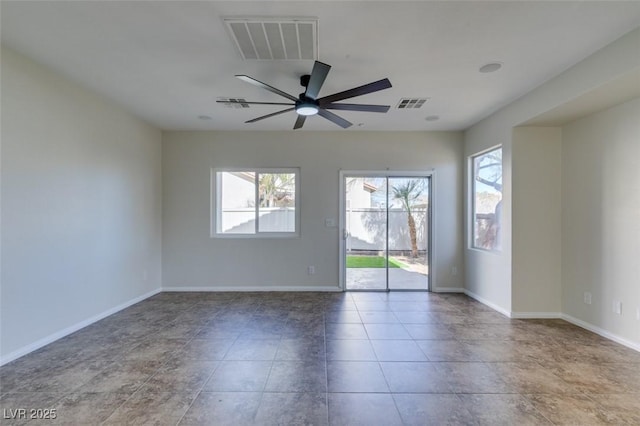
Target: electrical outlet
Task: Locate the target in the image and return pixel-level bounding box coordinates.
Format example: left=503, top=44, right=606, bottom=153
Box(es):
left=583, top=292, right=592, bottom=305
left=307, top=265, right=315, bottom=275
left=636, top=307, right=640, bottom=320
left=451, top=266, right=458, bottom=276
left=613, top=301, right=622, bottom=315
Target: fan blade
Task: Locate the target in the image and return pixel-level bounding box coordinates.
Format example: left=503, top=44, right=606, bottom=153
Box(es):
left=305, top=61, right=331, bottom=100
left=236, top=75, right=298, bottom=102
left=323, top=103, right=390, bottom=113
left=317, top=109, right=352, bottom=129
left=293, top=115, right=307, bottom=130
left=245, top=107, right=295, bottom=123
left=217, top=100, right=294, bottom=106
left=318, top=78, right=392, bottom=104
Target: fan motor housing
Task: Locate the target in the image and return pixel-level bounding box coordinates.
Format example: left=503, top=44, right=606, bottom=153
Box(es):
left=229, top=61, right=391, bottom=129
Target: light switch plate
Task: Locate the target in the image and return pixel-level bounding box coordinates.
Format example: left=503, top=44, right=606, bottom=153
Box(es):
left=325, top=218, right=336, bottom=227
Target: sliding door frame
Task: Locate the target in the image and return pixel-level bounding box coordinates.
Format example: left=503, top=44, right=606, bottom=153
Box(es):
left=339, top=170, right=435, bottom=292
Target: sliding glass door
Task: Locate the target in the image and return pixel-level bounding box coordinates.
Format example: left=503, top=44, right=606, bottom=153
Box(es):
left=341, top=172, right=431, bottom=291
left=387, top=177, right=430, bottom=290
left=344, top=176, right=388, bottom=290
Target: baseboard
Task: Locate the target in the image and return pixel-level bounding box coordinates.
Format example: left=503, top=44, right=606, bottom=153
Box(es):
left=0, top=287, right=161, bottom=367
left=510, top=311, right=562, bottom=319
left=561, top=313, right=640, bottom=353
left=162, top=285, right=342, bottom=292
left=433, top=287, right=465, bottom=293
left=463, top=289, right=511, bottom=317
left=461, top=289, right=639, bottom=352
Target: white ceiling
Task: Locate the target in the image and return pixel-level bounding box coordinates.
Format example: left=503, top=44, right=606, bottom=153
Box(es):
left=2, top=1, right=640, bottom=131
left=523, top=69, right=640, bottom=126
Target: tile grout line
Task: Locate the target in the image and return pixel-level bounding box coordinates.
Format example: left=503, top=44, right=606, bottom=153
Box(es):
left=174, top=298, right=231, bottom=426
left=323, top=307, right=330, bottom=425
left=100, top=302, right=199, bottom=425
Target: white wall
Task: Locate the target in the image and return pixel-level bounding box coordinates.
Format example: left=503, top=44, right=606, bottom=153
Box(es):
left=464, top=27, right=640, bottom=315
left=562, top=98, right=640, bottom=346
left=162, top=131, right=463, bottom=291
left=0, top=47, right=163, bottom=363
left=511, top=127, right=562, bottom=316
left=464, top=126, right=513, bottom=314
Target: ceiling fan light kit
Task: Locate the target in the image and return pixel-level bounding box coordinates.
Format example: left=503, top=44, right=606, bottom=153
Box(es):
left=217, top=60, right=392, bottom=129
left=296, top=104, right=319, bottom=116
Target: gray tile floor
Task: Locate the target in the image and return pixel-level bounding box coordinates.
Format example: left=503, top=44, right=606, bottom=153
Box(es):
left=1, top=291, right=640, bottom=425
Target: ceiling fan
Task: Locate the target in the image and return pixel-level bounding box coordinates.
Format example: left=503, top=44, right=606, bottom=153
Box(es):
left=217, top=61, right=392, bottom=129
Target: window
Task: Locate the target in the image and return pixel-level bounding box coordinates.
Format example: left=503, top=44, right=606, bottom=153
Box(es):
left=471, top=147, right=502, bottom=251
left=213, top=168, right=299, bottom=237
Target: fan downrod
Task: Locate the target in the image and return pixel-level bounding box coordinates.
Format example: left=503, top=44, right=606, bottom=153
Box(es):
left=229, top=60, right=392, bottom=129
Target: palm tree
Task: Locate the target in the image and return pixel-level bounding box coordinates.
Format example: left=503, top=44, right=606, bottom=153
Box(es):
left=392, top=180, right=422, bottom=258
left=259, top=173, right=295, bottom=207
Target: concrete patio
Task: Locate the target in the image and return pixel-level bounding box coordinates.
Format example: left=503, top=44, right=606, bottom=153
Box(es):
left=346, top=267, right=428, bottom=290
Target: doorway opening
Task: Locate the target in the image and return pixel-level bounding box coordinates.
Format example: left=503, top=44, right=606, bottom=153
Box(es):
left=340, top=172, right=432, bottom=291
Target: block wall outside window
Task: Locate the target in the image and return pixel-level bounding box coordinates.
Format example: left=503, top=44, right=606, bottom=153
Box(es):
left=213, top=168, right=300, bottom=237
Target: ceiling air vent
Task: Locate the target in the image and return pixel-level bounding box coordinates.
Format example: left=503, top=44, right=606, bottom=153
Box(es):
left=396, top=98, right=429, bottom=109
left=224, top=17, right=318, bottom=60
left=218, top=98, right=250, bottom=108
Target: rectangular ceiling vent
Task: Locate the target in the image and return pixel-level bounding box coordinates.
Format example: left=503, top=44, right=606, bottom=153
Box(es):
left=218, top=98, right=250, bottom=108
left=396, top=98, right=429, bottom=109
left=224, top=17, right=318, bottom=60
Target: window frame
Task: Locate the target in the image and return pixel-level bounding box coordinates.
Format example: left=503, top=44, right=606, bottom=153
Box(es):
left=470, top=146, right=502, bottom=252
left=211, top=167, right=301, bottom=238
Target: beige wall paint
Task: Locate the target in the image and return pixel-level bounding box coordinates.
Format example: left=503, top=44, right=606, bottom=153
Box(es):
left=464, top=28, right=640, bottom=316
left=464, top=126, right=513, bottom=314
left=162, top=131, right=464, bottom=291
left=0, top=47, right=163, bottom=363
left=562, top=98, right=640, bottom=345
left=2, top=26, right=638, bottom=366
left=511, top=127, right=562, bottom=315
